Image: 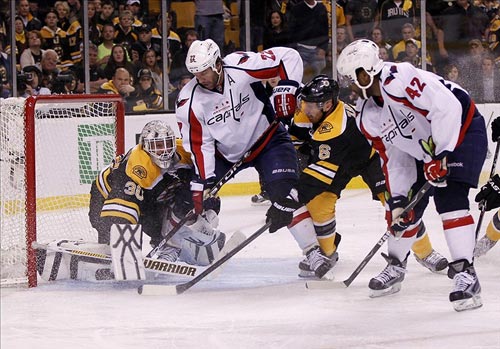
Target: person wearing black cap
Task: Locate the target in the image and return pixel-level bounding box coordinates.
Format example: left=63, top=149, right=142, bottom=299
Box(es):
left=131, top=23, right=161, bottom=62
left=129, top=68, right=163, bottom=111
left=19, top=65, right=51, bottom=96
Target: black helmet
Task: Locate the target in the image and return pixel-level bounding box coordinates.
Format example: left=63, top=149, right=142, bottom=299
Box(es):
left=299, top=75, right=339, bottom=104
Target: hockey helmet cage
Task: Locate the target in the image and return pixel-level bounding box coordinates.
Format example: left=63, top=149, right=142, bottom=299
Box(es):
left=337, top=39, right=384, bottom=98
left=299, top=75, right=340, bottom=104
left=185, top=39, right=221, bottom=74
left=139, top=120, right=176, bottom=169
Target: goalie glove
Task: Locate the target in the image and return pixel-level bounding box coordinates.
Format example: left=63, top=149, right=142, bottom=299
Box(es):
left=272, top=79, right=299, bottom=124
left=387, top=196, right=415, bottom=233
left=475, top=174, right=500, bottom=211
left=265, top=189, right=302, bottom=233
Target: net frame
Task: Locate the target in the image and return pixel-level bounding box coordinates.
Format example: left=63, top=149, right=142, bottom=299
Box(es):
left=1, top=94, right=124, bottom=287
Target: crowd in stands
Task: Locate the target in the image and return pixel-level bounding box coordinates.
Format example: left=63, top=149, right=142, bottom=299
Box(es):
left=0, top=0, right=498, bottom=109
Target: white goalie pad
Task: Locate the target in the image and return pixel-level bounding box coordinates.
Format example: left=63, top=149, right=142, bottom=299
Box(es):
left=110, top=224, right=146, bottom=281
left=35, top=240, right=112, bottom=281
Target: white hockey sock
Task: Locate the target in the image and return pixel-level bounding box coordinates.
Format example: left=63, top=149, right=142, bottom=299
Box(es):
left=287, top=206, right=318, bottom=252
left=442, top=210, right=475, bottom=263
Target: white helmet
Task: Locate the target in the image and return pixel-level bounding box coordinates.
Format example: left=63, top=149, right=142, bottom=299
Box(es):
left=139, top=120, right=176, bottom=169
left=185, top=39, right=221, bottom=74
left=337, top=39, right=384, bottom=99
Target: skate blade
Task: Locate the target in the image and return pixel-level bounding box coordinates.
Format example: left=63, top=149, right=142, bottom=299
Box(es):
left=452, top=295, right=483, bottom=312
left=369, top=283, right=402, bottom=298
left=298, top=270, right=316, bottom=279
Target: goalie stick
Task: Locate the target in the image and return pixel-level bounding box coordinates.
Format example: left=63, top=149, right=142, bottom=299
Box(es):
left=32, top=231, right=245, bottom=280
left=306, top=181, right=433, bottom=290
left=152, top=119, right=281, bottom=251
left=138, top=222, right=272, bottom=295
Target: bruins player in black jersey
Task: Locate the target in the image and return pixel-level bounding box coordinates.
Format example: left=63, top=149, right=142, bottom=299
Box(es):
left=290, top=75, right=448, bottom=278
left=89, top=120, right=225, bottom=265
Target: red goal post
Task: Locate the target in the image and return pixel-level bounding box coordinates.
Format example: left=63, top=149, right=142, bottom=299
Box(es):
left=0, top=94, right=125, bottom=287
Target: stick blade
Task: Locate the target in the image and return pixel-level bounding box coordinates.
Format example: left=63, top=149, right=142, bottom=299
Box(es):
left=305, top=279, right=348, bottom=290
left=138, top=284, right=179, bottom=296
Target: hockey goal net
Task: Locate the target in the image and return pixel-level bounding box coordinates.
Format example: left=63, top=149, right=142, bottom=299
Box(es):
left=0, top=95, right=124, bottom=287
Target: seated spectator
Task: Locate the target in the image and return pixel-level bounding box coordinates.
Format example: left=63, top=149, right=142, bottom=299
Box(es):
left=345, top=0, right=378, bottom=41
left=18, top=65, right=51, bottom=97
left=74, top=43, right=107, bottom=93
left=54, top=1, right=71, bottom=31
left=396, top=38, right=434, bottom=72
left=20, top=30, right=45, bottom=69
left=87, top=0, right=102, bottom=45
left=96, top=0, right=115, bottom=31
left=113, top=10, right=137, bottom=56
left=167, top=74, right=193, bottom=110
left=469, top=55, right=500, bottom=102
left=336, top=26, right=350, bottom=56
left=97, top=67, right=135, bottom=109
left=262, top=10, right=291, bottom=49
left=443, top=63, right=462, bottom=85
left=97, top=23, right=115, bottom=67
left=378, top=46, right=392, bottom=61
left=487, top=8, right=500, bottom=64
left=6, top=17, right=29, bottom=68
left=40, top=49, right=61, bottom=90
left=40, top=9, right=69, bottom=64
left=371, top=26, right=392, bottom=56
left=128, top=68, right=163, bottom=112
left=459, top=39, right=487, bottom=91
left=17, top=0, right=42, bottom=31
left=392, top=23, right=419, bottom=60
left=130, top=24, right=161, bottom=63
left=141, top=49, right=163, bottom=93
left=0, top=40, right=12, bottom=98
left=103, top=44, right=137, bottom=81
left=169, top=29, right=198, bottom=86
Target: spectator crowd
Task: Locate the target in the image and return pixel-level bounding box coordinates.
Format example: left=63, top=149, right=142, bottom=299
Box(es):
left=0, top=0, right=498, bottom=108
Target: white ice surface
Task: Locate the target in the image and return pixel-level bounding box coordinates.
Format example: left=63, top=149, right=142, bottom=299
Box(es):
left=2, top=189, right=500, bottom=349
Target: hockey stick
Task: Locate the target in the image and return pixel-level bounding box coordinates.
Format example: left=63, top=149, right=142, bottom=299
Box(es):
left=153, top=120, right=280, bottom=248
left=474, top=138, right=500, bottom=238
left=306, top=181, right=433, bottom=289
left=138, top=222, right=272, bottom=295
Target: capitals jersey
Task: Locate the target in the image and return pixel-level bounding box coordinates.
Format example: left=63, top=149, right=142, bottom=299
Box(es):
left=176, top=47, right=303, bottom=179
left=356, top=62, right=481, bottom=197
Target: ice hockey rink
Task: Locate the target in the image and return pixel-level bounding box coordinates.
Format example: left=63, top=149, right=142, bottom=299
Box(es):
left=1, top=187, right=499, bottom=349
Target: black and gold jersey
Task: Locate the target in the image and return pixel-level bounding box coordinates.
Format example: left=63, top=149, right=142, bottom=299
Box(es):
left=90, top=140, right=193, bottom=228
left=291, top=101, right=377, bottom=203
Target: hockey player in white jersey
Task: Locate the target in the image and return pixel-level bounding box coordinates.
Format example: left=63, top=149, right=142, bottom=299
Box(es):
left=176, top=39, right=334, bottom=279
left=337, top=39, right=487, bottom=311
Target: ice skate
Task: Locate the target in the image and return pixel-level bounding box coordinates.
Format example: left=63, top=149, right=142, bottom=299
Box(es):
left=448, top=259, right=483, bottom=312
left=474, top=235, right=497, bottom=258
left=298, top=251, right=338, bottom=279
left=369, top=253, right=407, bottom=298
left=414, top=249, right=448, bottom=273
left=301, top=246, right=335, bottom=280
left=251, top=191, right=271, bottom=206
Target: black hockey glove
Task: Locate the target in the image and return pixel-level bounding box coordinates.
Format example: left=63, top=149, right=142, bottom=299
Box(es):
left=387, top=196, right=415, bottom=233
left=266, top=189, right=302, bottom=233
left=492, top=117, right=500, bottom=142
left=475, top=174, right=500, bottom=211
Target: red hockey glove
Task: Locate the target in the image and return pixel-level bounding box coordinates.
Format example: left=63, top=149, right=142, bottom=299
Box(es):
left=273, top=80, right=299, bottom=123
left=387, top=196, right=415, bottom=233
left=190, top=177, right=219, bottom=215
left=424, top=157, right=448, bottom=187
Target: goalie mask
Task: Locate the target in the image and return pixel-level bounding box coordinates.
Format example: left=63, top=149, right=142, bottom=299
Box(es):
left=139, top=120, right=176, bottom=169
left=185, top=39, right=221, bottom=74
left=337, top=39, right=384, bottom=99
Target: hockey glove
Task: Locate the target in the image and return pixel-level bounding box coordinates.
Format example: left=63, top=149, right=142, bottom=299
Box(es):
left=272, top=79, right=299, bottom=124
left=424, top=157, right=448, bottom=187
left=387, top=196, right=415, bottom=233
left=266, top=189, right=302, bottom=233
left=190, top=177, right=220, bottom=215
left=492, top=117, right=500, bottom=142
left=475, top=174, right=500, bottom=211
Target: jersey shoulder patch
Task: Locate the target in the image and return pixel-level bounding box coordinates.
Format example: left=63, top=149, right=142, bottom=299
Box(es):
left=312, top=101, right=347, bottom=142
left=125, top=145, right=163, bottom=189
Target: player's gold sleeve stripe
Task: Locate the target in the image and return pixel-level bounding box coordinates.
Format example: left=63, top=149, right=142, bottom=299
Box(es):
left=96, top=167, right=112, bottom=198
